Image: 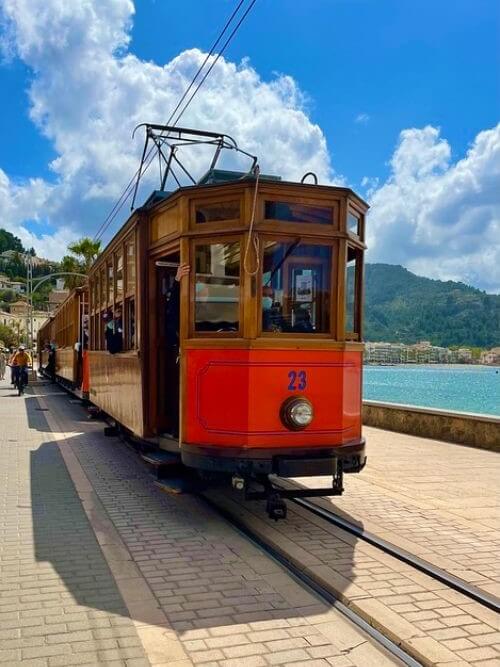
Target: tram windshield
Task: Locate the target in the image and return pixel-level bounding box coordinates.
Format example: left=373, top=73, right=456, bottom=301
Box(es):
left=261, top=240, right=331, bottom=334
left=194, top=242, right=240, bottom=332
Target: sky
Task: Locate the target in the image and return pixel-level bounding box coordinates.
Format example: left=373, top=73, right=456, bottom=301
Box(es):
left=0, top=0, right=499, bottom=291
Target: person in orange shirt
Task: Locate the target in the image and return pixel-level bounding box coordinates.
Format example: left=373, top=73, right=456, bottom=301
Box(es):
left=10, top=345, right=32, bottom=388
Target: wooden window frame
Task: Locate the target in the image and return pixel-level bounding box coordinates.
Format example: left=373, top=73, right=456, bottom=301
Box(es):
left=344, top=244, right=363, bottom=341
left=260, top=194, right=338, bottom=230
left=257, top=234, right=337, bottom=339
left=189, top=235, right=243, bottom=339
left=189, top=194, right=242, bottom=231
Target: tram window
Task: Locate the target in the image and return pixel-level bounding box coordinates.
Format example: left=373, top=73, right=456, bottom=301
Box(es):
left=194, top=242, right=240, bottom=332
left=265, top=201, right=332, bottom=225
left=261, top=241, right=331, bottom=334
left=126, top=240, right=135, bottom=293
left=100, top=268, right=106, bottom=307
left=345, top=246, right=362, bottom=336
left=116, top=251, right=124, bottom=301
left=348, top=211, right=361, bottom=237
left=195, top=200, right=240, bottom=224
left=107, top=262, right=113, bottom=304
left=125, top=298, right=135, bottom=349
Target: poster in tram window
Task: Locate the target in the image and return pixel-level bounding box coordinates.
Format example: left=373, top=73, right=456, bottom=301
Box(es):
left=295, top=271, right=313, bottom=302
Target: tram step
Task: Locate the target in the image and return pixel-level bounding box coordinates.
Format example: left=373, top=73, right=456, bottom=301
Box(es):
left=141, top=450, right=180, bottom=466
left=141, top=450, right=182, bottom=479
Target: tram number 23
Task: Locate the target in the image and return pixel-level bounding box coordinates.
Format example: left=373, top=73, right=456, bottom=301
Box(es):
left=288, top=370, right=307, bottom=391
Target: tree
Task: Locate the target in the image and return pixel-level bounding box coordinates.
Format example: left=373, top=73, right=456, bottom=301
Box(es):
left=0, top=323, right=18, bottom=348
left=0, top=229, right=25, bottom=254
left=59, top=255, right=84, bottom=289
left=67, top=238, right=101, bottom=273
left=60, top=238, right=101, bottom=289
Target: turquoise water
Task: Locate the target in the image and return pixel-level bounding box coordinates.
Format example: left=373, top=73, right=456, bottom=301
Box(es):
left=363, top=364, right=500, bottom=416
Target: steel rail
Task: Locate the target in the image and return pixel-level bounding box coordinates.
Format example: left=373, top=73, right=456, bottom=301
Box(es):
left=289, top=496, right=500, bottom=614
left=202, top=494, right=422, bottom=667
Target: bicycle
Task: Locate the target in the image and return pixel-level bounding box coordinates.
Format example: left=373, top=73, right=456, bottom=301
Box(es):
left=13, top=366, right=30, bottom=396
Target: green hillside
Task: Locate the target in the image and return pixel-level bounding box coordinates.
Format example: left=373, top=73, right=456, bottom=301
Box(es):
left=364, top=264, right=500, bottom=348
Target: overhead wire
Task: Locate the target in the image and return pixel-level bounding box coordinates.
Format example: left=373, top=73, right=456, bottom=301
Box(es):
left=94, top=0, right=257, bottom=242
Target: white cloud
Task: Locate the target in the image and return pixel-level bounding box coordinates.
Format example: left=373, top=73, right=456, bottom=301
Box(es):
left=355, top=113, right=370, bottom=124
left=367, top=124, right=500, bottom=293
left=0, top=1, right=498, bottom=292
left=0, top=0, right=337, bottom=259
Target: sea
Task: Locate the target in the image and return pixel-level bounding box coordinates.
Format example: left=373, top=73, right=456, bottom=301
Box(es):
left=363, top=364, right=500, bottom=417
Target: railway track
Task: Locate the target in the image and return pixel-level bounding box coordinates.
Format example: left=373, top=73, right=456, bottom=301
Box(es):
left=286, top=494, right=500, bottom=614
left=202, top=493, right=422, bottom=667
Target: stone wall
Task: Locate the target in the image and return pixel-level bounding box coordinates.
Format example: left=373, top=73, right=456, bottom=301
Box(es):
left=363, top=401, right=500, bottom=451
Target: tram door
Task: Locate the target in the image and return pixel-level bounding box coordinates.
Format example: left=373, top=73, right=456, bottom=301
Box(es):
left=156, top=252, right=181, bottom=438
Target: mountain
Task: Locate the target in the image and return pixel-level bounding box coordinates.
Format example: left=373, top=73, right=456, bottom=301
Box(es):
left=364, top=264, right=500, bottom=348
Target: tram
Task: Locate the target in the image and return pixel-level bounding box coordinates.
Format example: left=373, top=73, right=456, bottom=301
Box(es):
left=38, top=287, right=89, bottom=395
left=42, top=126, right=368, bottom=519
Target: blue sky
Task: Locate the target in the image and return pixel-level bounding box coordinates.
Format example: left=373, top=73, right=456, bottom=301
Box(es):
left=2, top=0, right=498, bottom=187
left=129, top=0, right=499, bottom=188
left=0, top=0, right=499, bottom=290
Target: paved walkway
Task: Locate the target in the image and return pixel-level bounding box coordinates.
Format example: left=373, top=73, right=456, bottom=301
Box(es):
left=298, top=426, right=500, bottom=598
left=0, top=378, right=397, bottom=667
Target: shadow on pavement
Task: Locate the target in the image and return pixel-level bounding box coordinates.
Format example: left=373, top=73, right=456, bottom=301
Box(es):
left=28, top=383, right=364, bottom=635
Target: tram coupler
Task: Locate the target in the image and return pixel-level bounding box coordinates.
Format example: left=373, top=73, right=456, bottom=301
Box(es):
left=231, top=475, right=246, bottom=492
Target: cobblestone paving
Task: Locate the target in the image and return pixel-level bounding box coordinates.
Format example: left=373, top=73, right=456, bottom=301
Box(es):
left=1, top=378, right=399, bottom=667
left=296, top=426, right=500, bottom=598
left=212, top=488, right=500, bottom=666
left=0, top=380, right=149, bottom=666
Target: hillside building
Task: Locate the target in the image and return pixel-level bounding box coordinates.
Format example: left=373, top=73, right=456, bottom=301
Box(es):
left=0, top=274, right=26, bottom=293
left=480, top=347, right=500, bottom=365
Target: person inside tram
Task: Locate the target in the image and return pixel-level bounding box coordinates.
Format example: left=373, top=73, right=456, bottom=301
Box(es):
left=164, top=263, right=190, bottom=438
left=46, top=342, right=56, bottom=382
left=292, top=304, right=314, bottom=333
left=105, top=307, right=123, bottom=354
left=262, top=286, right=287, bottom=332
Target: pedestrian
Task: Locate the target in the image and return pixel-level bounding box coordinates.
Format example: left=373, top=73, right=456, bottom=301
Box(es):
left=47, top=343, right=56, bottom=383
left=8, top=347, right=17, bottom=384
left=0, top=349, right=6, bottom=380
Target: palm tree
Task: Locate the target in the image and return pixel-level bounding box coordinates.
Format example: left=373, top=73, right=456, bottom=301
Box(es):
left=61, top=238, right=102, bottom=288
left=67, top=238, right=101, bottom=273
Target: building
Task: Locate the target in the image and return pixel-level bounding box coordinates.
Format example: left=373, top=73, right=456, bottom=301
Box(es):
left=0, top=307, right=49, bottom=345
left=0, top=274, right=26, bottom=293
left=480, top=347, right=500, bottom=365
left=0, top=250, right=54, bottom=268
left=364, top=340, right=476, bottom=365
left=364, top=342, right=407, bottom=364
left=48, top=279, right=70, bottom=312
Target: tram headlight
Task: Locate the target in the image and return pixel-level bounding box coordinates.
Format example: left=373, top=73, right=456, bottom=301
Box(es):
left=280, top=397, right=314, bottom=430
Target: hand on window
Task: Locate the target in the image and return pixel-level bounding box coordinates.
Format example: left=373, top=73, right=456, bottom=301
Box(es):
left=175, top=264, right=190, bottom=282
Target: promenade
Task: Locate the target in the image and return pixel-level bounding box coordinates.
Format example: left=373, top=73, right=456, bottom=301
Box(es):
left=1, top=377, right=499, bottom=666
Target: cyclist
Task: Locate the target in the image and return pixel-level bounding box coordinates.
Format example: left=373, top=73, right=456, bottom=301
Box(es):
left=11, top=345, right=32, bottom=393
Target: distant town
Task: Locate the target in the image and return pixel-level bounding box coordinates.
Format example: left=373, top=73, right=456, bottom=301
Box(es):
left=364, top=341, right=500, bottom=366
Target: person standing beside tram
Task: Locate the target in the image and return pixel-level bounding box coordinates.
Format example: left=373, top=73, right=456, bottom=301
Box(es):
left=0, top=349, right=7, bottom=380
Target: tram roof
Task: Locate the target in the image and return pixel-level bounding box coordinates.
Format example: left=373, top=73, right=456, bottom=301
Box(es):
left=139, top=169, right=368, bottom=212
left=92, top=168, right=369, bottom=269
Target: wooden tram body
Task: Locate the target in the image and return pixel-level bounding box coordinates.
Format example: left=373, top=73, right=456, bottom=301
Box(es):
left=38, top=287, right=89, bottom=393
left=40, top=158, right=368, bottom=516
left=83, top=168, right=368, bottom=513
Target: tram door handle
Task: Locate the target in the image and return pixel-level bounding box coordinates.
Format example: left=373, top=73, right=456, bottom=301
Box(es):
left=251, top=276, right=256, bottom=297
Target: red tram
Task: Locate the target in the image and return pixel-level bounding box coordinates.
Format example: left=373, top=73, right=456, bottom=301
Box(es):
left=39, top=126, right=368, bottom=518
